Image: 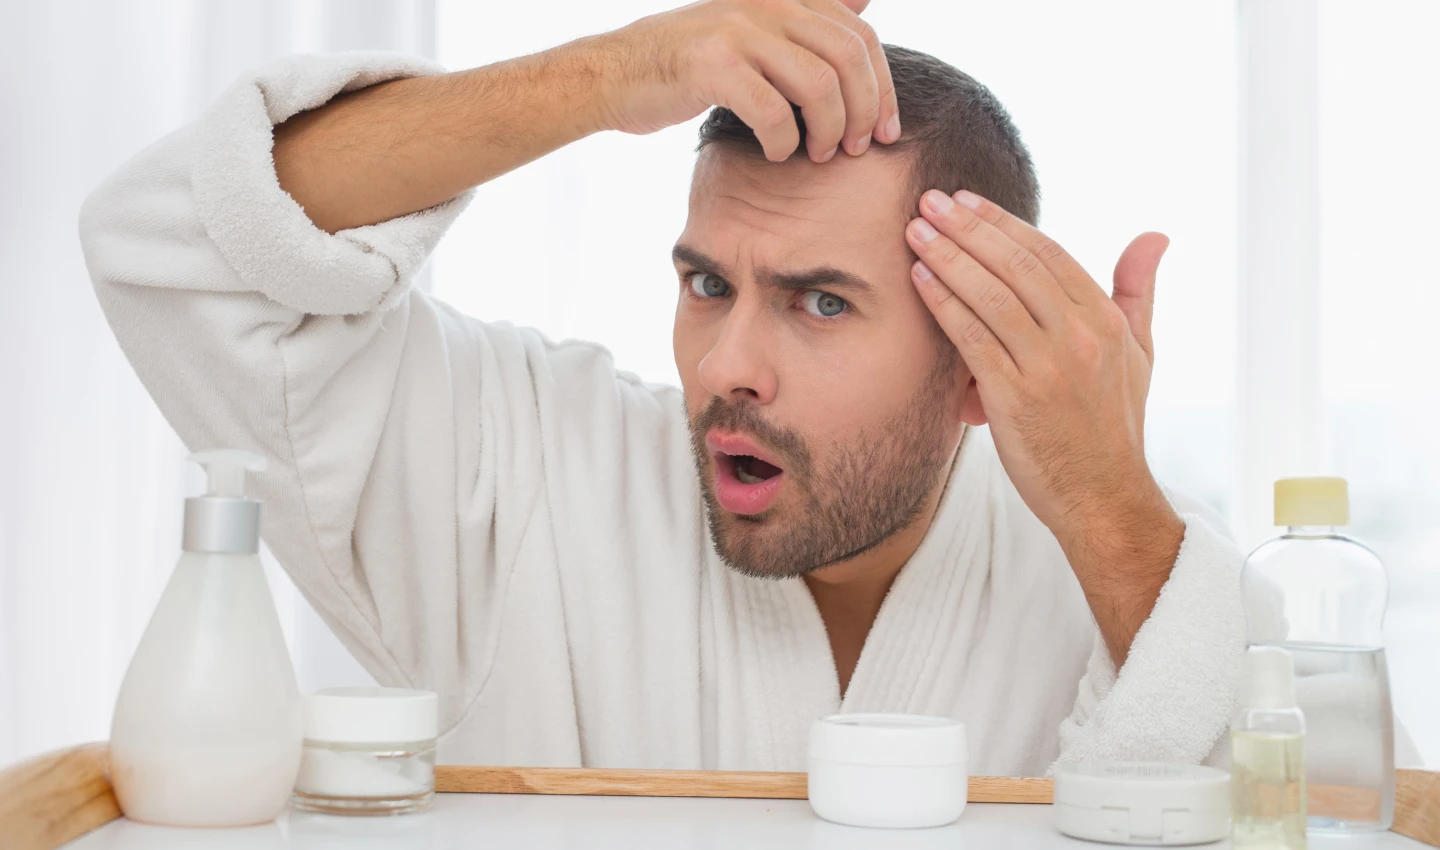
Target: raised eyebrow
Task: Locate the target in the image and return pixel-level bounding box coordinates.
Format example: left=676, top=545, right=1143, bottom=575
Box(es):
left=671, top=244, right=724, bottom=275
left=767, top=268, right=874, bottom=294
left=671, top=245, right=874, bottom=295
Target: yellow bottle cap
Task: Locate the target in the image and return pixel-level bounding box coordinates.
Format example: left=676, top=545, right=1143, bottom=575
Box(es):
left=1274, top=477, right=1349, bottom=526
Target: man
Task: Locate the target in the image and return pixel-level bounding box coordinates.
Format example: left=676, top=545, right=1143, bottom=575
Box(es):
left=81, top=0, right=1245, bottom=774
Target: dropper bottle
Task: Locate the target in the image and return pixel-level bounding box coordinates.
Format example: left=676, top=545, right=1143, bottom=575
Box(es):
left=110, top=450, right=301, bottom=826
left=1231, top=645, right=1308, bottom=849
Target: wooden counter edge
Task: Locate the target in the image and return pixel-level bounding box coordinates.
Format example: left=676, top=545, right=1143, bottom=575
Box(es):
left=434, top=765, right=1054, bottom=803
left=0, top=742, right=120, bottom=850
left=1398, top=768, right=1440, bottom=848
left=2, top=745, right=1434, bottom=848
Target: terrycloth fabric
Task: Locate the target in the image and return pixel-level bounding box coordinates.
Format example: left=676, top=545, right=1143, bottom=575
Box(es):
left=81, top=52, right=1251, bottom=774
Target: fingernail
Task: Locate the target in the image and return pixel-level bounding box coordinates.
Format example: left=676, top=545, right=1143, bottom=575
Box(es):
left=854, top=133, right=871, bottom=155
left=953, top=190, right=982, bottom=209
left=923, top=190, right=954, bottom=214
left=911, top=219, right=939, bottom=242
left=885, top=113, right=901, bottom=142
left=821, top=146, right=838, bottom=162
left=912, top=260, right=934, bottom=281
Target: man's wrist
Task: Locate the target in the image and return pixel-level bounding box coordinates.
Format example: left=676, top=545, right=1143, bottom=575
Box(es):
left=1055, top=485, right=1185, bottom=665
left=1049, top=466, right=1175, bottom=553
left=1058, top=488, right=1185, bottom=581
left=552, top=35, right=618, bottom=138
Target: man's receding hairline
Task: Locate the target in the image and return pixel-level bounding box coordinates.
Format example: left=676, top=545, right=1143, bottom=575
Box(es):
left=695, top=44, right=1041, bottom=227
left=693, top=139, right=925, bottom=224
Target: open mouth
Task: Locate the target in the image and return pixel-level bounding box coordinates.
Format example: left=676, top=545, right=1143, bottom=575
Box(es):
left=730, top=453, right=783, bottom=485
left=707, top=431, right=788, bottom=516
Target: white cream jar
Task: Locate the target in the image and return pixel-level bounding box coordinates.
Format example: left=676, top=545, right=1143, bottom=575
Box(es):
left=292, top=687, right=438, bottom=816
left=807, top=713, right=968, bottom=828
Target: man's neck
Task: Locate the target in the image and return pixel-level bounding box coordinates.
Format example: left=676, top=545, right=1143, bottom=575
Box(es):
left=802, top=468, right=953, bottom=697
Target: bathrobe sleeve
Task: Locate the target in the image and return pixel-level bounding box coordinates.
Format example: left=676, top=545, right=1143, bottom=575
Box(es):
left=79, top=52, right=566, bottom=729
left=1053, top=493, right=1429, bottom=771
left=1054, top=494, right=1248, bottom=768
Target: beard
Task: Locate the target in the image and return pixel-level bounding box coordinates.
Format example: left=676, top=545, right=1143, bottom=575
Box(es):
left=686, top=351, right=957, bottom=579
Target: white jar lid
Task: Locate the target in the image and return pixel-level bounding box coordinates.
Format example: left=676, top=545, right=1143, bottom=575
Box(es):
left=1054, top=762, right=1230, bottom=845
left=303, top=687, right=438, bottom=744
left=809, top=713, right=966, bottom=767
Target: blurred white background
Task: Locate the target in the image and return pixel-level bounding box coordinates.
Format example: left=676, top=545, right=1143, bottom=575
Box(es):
left=0, top=0, right=1435, bottom=769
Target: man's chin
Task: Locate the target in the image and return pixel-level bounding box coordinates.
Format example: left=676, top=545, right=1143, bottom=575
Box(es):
left=714, top=551, right=807, bottom=581
left=706, top=512, right=810, bottom=579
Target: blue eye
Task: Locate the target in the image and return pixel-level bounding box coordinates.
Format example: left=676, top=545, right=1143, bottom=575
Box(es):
left=801, top=290, right=848, bottom=318
left=688, top=272, right=729, bottom=298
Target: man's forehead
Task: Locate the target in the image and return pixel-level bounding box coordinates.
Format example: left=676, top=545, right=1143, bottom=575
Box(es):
left=683, top=147, right=912, bottom=258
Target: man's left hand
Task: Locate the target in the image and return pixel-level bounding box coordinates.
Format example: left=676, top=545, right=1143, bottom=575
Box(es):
left=905, top=188, right=1185, bottom=663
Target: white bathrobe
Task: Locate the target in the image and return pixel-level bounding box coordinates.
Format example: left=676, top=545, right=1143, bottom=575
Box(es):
left=79, top=52, right=1249, bottom=775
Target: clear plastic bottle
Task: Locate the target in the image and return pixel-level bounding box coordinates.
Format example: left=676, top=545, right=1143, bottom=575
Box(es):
left=1240, top=477, right=1393, bottom=833
left=1232, top=646, right=1307, bottom=849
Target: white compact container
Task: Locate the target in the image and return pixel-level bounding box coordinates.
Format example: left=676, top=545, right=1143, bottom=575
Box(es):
left=1054, top=762, right=1230, bottom=845
left=293, top=687, right=438, bottom=816
left=807, top=714, right=967, bottom=828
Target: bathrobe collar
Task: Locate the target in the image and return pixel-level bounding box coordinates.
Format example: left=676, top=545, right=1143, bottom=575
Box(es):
left=726, top=426, right=994, bottom=768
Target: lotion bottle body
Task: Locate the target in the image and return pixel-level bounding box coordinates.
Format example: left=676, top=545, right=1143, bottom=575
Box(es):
left=109, top=451, right=301, bottom=826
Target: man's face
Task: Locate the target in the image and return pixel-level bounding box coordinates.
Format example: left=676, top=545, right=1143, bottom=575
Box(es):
left=673, top=147, right=973, bottom=579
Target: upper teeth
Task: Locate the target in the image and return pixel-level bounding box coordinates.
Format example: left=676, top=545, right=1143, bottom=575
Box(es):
left=736, top=461, right=764, bottom=485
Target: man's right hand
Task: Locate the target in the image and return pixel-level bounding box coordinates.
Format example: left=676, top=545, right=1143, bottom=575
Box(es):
left=589, top=0, right=900, bottom=163
left=275, top=1, right=895, bottom=233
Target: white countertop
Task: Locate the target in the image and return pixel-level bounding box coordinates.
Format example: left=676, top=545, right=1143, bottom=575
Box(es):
left=66, top=794, right=1426, bottom=849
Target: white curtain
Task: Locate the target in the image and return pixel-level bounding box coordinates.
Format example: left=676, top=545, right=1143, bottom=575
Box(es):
left=0, top=0, right=435, bottom=768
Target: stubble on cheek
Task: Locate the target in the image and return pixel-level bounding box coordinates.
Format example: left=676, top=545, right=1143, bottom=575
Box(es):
left=685, top=352, right=954, bottom=580
left=684, top=396, right=816, bottom=575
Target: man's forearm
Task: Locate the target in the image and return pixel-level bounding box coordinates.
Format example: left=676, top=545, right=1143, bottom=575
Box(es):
left=1058, top=497, right=1186, bottom=668
left=273, top=40, right=609, bottom=234
left=272, top=2, right=903, bottom=235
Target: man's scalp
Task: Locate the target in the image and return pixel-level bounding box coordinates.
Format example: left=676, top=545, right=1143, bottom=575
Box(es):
left=697, top=45, right=1040, bottom=226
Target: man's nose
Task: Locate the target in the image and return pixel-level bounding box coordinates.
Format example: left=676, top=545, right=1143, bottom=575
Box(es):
left=697, top=305, right=778, bottom=405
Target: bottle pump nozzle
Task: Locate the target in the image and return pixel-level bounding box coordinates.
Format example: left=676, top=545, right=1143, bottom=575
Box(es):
left=182, top=450, right=267, bottom=554
left=191, top=449, right=267, bottom=497
left=1239, top=645, right=1297, bottom=710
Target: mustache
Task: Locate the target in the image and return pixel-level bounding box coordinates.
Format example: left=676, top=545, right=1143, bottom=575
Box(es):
left=689, top=397, right=813, bottom=479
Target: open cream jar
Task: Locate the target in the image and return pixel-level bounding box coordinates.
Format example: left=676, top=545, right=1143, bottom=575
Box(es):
left=292, top=687, right=438, bottom=816
left=808, top=713, right=968, bottom=828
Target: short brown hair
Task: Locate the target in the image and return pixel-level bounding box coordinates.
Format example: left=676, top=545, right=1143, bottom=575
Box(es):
left=696, top=45, right=1040, bottom=225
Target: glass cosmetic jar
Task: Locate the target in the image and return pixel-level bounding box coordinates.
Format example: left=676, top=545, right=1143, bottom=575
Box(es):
left=292, top=687, right=438, bottom=816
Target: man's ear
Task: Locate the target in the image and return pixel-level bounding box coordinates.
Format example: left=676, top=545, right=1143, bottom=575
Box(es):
left=959, top=376, right=988, bottom=426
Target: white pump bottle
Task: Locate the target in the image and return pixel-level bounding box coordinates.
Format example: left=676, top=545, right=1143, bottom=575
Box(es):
left=110, top=450, right=302, bottom=826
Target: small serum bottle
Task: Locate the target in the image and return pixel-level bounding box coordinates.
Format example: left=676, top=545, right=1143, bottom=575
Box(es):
left=1231, top=645, right=1307, bottom=849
